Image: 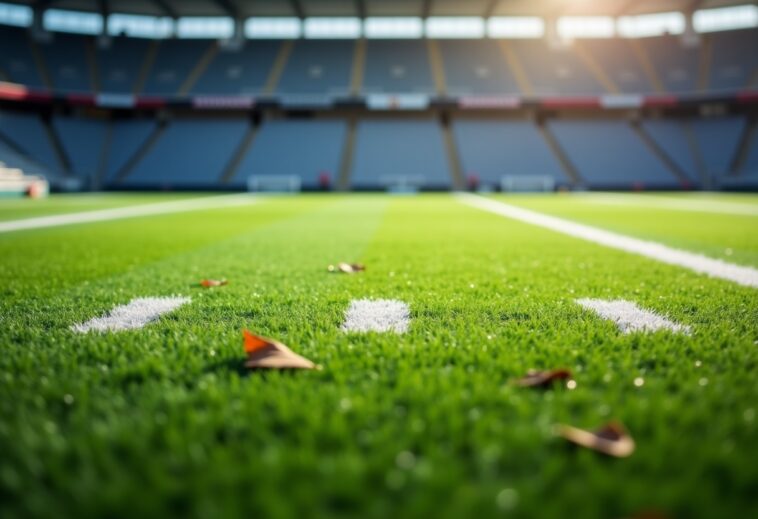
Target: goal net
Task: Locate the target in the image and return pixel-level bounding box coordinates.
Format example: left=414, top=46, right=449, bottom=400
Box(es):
left=500, top=175, right=556, bottom=193
left=247, top=175, right=302, bottom=193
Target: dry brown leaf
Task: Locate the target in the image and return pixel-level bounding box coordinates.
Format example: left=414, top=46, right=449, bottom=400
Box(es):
left=516, top=368, right=573, bottom=388
left=200, top=279, right=228, bottom=288
left=243, top=329, right=319, bottom=370
left=557, top=421, right=635, bottom=458
left=327, top=262, right=366, bottom=274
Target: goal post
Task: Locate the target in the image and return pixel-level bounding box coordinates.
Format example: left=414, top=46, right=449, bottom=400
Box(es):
left=247, top=175, right=302, bottom=193
left=500, top=175, right=556, bottom=193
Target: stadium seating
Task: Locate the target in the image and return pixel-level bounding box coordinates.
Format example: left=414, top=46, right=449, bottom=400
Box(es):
left=452, top=119, right=567, bottom=187
left=140, top=39, right=213, bottom=95
left=121, top=118, right=248, bottom=187
left=52, top=115, right=108, bottom=181
left=581, top=39, right=655, bottom=94
left=0, top=137, right=56, bottom=180
left=277, top=40, right=354, bottom=100
left=351, top=119, right=451, bottom=189
left=438, top=39, right=521, bottom=95
left=0, top=26, right=46, bottom=89
left=509, top=39, right=606, bottom=95
left=104, top=119, right=157, bottom=183
left=192, top=40, right=281, bottom=95
left=708, top=29, right=758, bottom=92
left=0, top=109, right=62, bottom=176
left=641, top=119, right=700, bottom=183
left=549, top=120, right=680, bottom=188
left=230, top=119, right=346, bottom=188
left=97, top=36, right=151, bottom=93
left=363, top=40, right=434, bottom=94
left=38, top=33, right=93, bottom=93
left=690, top=116, right=746, bottom=180
left=639, top=35, right=700, bottom=93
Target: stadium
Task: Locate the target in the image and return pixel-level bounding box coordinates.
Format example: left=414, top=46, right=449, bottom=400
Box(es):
left=0, top=0, right=757, bottom=517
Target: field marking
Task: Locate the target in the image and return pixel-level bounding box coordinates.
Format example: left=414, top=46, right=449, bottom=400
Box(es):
left=0, top=194, right=259, bottom=234
left=341, top=299, right=411, bottom=334
left=72, top=296, right=191, bottom=333
left=576, top=298, right=690, bottom=334
left=576, top=193, right=758, bottom=216
left=457, top=193, right=758, bottom=289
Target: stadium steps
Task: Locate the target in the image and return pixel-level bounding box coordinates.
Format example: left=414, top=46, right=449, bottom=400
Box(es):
left=537, top=121, right=582, bottom=186
left=632, top=121, right=693, bottom=187
left=27, top=33, right=52, bottom=90
left=263, top=41, right=294, bottom=94
left=43, top=116, right=72, bottom=177
left=628, top=39, right=665, bottom=93
left=92, top=120, right=113, bottom=190
left=729, top=117, right=758, bottom=176
left=86, top=37, right=100, bottom=93
left=112, top=122, right=167, bottom=183
left=133, top=40, right=160, bottom=95
left=219, top=119, right=259, bottom=184
left=698, top=35, right=712, bottom=92
left=575, top=42, right=619, bottom=94
left=440, top=115, right=464, bottom=190
left=497, top=41, right=532, bottom=95
left=178, top=42, right=219, bottom=95
left=337, top=117, right=357, bottom=191
left=426, top=39, right=447, bottom=96
left=350, top=38, right=366, bottom=96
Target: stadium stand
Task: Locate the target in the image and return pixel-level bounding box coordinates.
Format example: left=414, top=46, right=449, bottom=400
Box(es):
left=121, top=118, right=248, bottom=187
left=38, top=33, right=93, bottom=93
left=277, top=40, right=354, bottom=100
left=0, top=110, right=62, bottom=176
left=363, top=40, right=434, bottom=94
left=549, top=120, right=681, bottom=188
left=708, top=29, right=758, bottom=91
left=139, top=39, right=214, bottom=95
left=690, top=116, right=746, bottom=181
left=438, top=40, right=521, bottom=95
left=0, top=25, right=46, bottom=89
left=639, top=35, right=700, bottom=93
left=452, top=119, right=568, bottom=187
left=191, top=40, right=281, bottom=95
left=580, top=39, right=656, bottom=94
left=351, top=119, right=451, bottom=189
left=104, top=119, right=157, bottom=183
left=641, top=119, right=700, bottom=183
left=96, top=36, right=151, bottom=93
left=52, top=115, right=107, bottom=182
left=230, top=119, right=346, bottom=189
left=0, top=136, right=56, bottom=181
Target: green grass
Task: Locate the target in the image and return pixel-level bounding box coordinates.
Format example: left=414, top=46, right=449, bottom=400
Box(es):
left=0, top=193, right=756, bottom=518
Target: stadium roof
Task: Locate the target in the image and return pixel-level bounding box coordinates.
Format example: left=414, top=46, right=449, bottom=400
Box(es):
left=5, top=0, right=754, bottom=18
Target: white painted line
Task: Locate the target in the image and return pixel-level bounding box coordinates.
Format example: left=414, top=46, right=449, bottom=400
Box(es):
left=457, top=193, right=758, bottom=289
left=576, top=298, right=690, bottom=334
left=72, top=296, right=191, bottom=333
left=341, top=299, right=411, bottom=334
left=577, top=193, right=758, bottom=216
left=0, top=194, right=259, bottom=234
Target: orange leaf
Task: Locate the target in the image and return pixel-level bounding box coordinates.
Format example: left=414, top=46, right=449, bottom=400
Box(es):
left=327, top=262, right=366, bottom=274
left=557, top=421, right=635, bottom=458
left=200, top=279, right=228, bottom=287
left=516, top=368, right=573, bottom=388
left=242, top=329, right=319, bottom=370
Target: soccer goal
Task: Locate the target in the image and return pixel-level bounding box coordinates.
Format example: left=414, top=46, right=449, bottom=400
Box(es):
left=247, top=175, right=302, bottom=193
left=500, top=175, right=556, bottom=192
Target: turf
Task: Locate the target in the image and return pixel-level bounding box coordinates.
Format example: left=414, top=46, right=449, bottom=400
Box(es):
left=0, top=193, right=756, bottom=518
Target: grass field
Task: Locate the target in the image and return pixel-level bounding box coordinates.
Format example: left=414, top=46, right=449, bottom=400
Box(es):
left=1, top=192, right=756, bottom=518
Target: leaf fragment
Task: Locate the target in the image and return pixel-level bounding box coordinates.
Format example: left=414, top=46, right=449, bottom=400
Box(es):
left=242, top=330, right=319, bottom=370
left=557, top=421, right=635, bottom=458
left=200, top=279, right=228, bottom=287
left=327, top=262, right=366, bottom=274
left=516, top=368, right=573, bottom=388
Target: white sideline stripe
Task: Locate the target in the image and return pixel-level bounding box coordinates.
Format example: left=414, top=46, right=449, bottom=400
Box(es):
left=341, top=299, right=411, bottom=334
left=0, top=194, right=259, bottom=233
left=457, top=193, right=758, bottom=289
left=72, top=296, right=191, bottom=333
left=576, top=298, right=690, bottom=334
left=578, top=193, right=758, bottom=216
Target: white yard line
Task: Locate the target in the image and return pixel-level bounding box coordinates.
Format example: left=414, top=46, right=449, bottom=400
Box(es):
left=576, top=298, right=690, bottom=334
left=576, top=193, right=758, bottom=216
left=72, top=296, right=191, bottom=333
left=457, top=193, right=758, bottom=289
left=341, top=299, right=411, bottom=334
left=0, top=194, right=259, bottom=234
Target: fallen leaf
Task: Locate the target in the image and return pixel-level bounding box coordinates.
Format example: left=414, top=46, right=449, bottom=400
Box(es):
left=516, top=368, right=573, bottom=388
left=200, top=279, right=228, bottom=287
left=243, top=330, right=319, bottom=370
left=328, top=262, right=365, bottom=274
left=557, top=421, right=635, bottom=458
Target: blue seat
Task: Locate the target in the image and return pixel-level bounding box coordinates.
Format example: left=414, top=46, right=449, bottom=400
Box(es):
left=192, top=40, right=281, bottom=95
left=640, top=35, right=700, bottom=93
left=0, top=26, right=46, bottom=89
left=97, top=36, right=151, bottom=93
left=582, top=39, right=654, bottom=94
left=439, top=39, right=521, bottom=95
left=363, top=40, right=434, bottom=94
left=277, top=40, right=353, bottom=99
left=0, top=110, right=61, bottom=175
left=38, top=33, right=92, bottom=93
left=140, top=40, right=213, bottom=95
left=708, top=29, right=758, bottom=92
left=53, top=116, right=108, bottom=179
left=642, top=120, right=699, bottom=183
